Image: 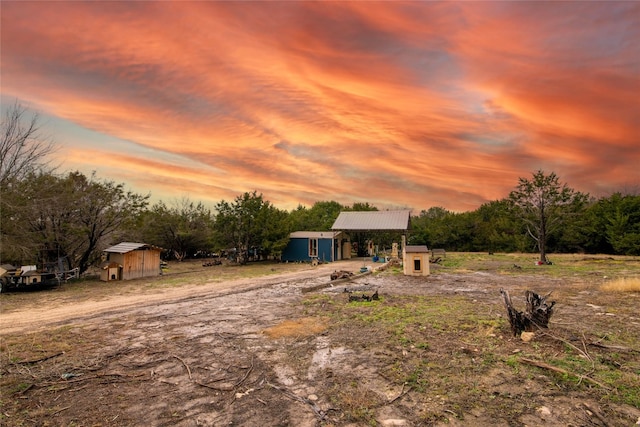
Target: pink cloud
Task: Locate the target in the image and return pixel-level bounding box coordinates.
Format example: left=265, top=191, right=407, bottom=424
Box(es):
left=2, top=2, right=638, bottom=211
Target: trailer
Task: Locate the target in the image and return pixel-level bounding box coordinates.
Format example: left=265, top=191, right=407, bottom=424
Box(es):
left=0, top=263, right=79, bottom=293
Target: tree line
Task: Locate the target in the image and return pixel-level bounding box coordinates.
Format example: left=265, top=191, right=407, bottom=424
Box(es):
left=409, top=183, right=639, bottom=258
left=1, top=103, right=639, bottom=274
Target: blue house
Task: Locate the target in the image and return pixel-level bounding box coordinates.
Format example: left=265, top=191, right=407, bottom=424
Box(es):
left=281, top=231, right=344, bottom=263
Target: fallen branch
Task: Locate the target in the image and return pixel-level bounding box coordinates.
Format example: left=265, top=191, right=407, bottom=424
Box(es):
left=233, top=356, right=254, bottom=387
left=67, top=385, right=90, bottom=393
left=268, top=382, right=327, bottom=421
left=537, top=331, right=593, bottom=364
left=13, top=383, right=34, bottom=395
left=387, top=383, right=411, bottom=404
left=581, top=402, right=610, bottom=427
left=13, top=352, right=65, bottom=365
left=172, top=355, right=192, bottom=380
left=43, top=372, right=146, bottom=387
left=519, top=358, right=611, bottom=391
left=588, top=341, right=639, bottom=353
left=195, top=380, right=233, bottom=391
left=52, top=405, right=71, bottom=416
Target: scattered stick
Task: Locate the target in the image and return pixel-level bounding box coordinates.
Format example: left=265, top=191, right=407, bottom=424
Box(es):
left=537, top=331, right=593, bottom=365
left=195, top=380, right=233, bottom=391
left=52, top=406, right=71, bottom=416
left=13, top=352, right=65, bottom=365
left=14, top=384, right=34, bottom=395
left=581, top=402, right=610, bottom=427
left=68, top=385, right=90, bottom=393
left=519, top=358, right=611, bottom=391
left=173, top=355, right=192, bottom=380
left=233, top=356, right=254, bottom=387
left=588, top=341, right=639, bottom=353
left=268, top=382, right=327, bottom=421
left=387, top=382, right=411, bottom=404
left=44, top=372, right=146, bottom=386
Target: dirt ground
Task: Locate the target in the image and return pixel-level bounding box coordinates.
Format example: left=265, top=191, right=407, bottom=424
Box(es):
left=1, top=256, right=639, bottom=427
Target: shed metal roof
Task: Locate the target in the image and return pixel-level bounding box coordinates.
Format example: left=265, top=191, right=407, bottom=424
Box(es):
left=104, top=242, right=161, bottom=254
left=405, top=245, right=429, bottom=253
left=331, top=210, right=411, bottom=231
left=289, top=231, right=342, bottom=239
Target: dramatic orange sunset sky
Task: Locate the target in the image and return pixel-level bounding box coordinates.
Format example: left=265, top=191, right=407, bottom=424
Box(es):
left=2, top=1, right=639, bottom=212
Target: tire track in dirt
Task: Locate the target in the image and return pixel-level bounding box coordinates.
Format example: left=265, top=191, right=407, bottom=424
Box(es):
left=0, top=260, right=367, bottom=335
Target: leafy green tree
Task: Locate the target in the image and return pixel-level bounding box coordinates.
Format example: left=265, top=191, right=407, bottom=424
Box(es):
left=549, top=195, right=595, bottom=253
left=257, top=203, right=290, bottom=260
left=286, top=204, right=311, bottom=233
left=509, top=170, right=589, bottom=263
left=408, top=207, right=452, bottom=247
left=140, top=197, right=214, bottom=261
left=1, top=171, right=148, bottom=273
left=0, top=172, right=56, bottom=263
left=306, top=201, right=345, bottom=231
left=214, top=191, right=288, bottom=263
left=348, top=202, right=378, bottom=212
left=68, top=172, right=149, bottom=273
left=582, top=193, right=640, bottom=255
left=474, top=200, right=527, bottom=253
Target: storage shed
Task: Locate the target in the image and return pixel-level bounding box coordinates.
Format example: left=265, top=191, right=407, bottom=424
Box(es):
left=281, top=231, right=343, bottom=263
left=102, top=242, right=162, bottom=281
left=403, top=245, right=430, bottom=276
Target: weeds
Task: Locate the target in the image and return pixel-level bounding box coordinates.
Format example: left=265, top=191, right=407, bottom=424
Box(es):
left=329, top=382, right=381, bottom=425
left=2, top=253, right=639, bottom=425
left=601, top=276, right=640, bottom=292
left=302, top=256, right=640, bottom=416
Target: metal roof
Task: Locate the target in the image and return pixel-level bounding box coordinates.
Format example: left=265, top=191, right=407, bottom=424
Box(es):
left=331, top=210, right=411, bottom=231
left=103, top=242, right=161, bottom=254
left=289, top=231, right=342, bottom=239
left=405, top=245, right=429, bottom=253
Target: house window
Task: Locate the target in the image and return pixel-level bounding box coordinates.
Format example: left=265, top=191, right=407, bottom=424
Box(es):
left=309, top=238, right=318, bottom=257
left=413, top=257, right=422, bottom=272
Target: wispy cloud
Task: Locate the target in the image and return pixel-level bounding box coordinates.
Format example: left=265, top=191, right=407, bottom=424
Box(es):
left=2, top=1, right=638, bottom=211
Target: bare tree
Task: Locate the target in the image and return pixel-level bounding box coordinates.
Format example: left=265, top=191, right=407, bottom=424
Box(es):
left=0, top=101, right=56, bottom=187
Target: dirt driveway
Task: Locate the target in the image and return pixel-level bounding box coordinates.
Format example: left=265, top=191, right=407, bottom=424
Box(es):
left=1, top=257, right=639, bottom=427
left=0, top=260, right=367, bottom=335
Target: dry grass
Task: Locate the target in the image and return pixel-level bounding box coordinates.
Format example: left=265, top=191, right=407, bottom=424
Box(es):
left=2, top=253, right=639, bottom=426
left=601, top=276, right=640, bottom=292
left=262, top=317, right=329, bottom=338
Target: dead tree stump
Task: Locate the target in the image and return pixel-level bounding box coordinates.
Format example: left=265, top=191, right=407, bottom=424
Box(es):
left=331, top=270, right=354, bottom=281
left=500, top=289, right=556, bottom=336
